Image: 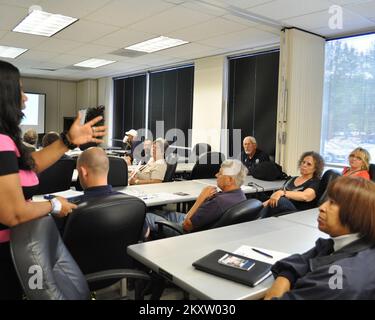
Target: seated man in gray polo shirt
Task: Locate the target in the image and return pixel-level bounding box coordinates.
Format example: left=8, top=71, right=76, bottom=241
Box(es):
left=144, top=159, right=248, bottom=239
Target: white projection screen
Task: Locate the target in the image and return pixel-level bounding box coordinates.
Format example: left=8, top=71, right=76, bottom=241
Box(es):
left=20, top=92, right=46, bottom=134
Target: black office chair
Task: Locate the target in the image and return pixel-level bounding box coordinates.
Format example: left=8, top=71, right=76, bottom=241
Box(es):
left=36, top=158, right=76, bottom=195
left=10, top=215, right=149, bottom=300
left=108, top=156, right=128, bottom=187
left=63, top=194, right=147, bottom=294
left=189, top=143, right=212, bottom=163
left=316, top=169, right=341, bottom=205
left=369, top=164, right=375, bottom=182
left=155, top=198, right=263, bottom=237
left=189, top=151, right=225, bottom=180
left=163, top=153, right=178, bottom=182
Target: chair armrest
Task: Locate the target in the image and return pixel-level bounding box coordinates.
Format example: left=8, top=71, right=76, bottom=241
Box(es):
left=155, top=220, right=184, bottom=235
left=85, top=269, right=150, bottom=284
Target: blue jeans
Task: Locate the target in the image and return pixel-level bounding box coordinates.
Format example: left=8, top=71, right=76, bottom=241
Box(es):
left=259, top=197, right=297, bottom=218
left=144, top=212, right=186, bottom=238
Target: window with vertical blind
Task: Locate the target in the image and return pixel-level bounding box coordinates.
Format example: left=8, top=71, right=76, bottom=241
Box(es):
left=112, top=74, right=146, bottom=147
left=321, top=33, right=375, bottom=166
left=227, top=50, right=279, bottom=158
left=148, top=66, right=194, bottom=146
left=113, top=65, right=194, bottom=148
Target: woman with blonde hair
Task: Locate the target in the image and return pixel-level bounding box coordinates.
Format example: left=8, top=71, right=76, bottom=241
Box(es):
left=342, top=147, right=370, bottom=180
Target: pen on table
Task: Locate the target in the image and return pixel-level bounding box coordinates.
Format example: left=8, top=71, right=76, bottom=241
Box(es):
left=251, top=248, right=273, bottom=259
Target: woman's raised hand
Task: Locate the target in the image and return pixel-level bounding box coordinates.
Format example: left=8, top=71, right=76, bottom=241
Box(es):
left=67, top=112, right=106, bottom=146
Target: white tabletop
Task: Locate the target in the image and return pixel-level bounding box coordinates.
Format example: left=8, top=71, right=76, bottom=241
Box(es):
left=195, top=176, right=286, bottom=193
left=127, top=217, right=328, bottom=300
left=277, top=208, right=319, bottom=228
left=129, top=162, right=195, bottom=174
left=115, top=180, right=206, bottom=206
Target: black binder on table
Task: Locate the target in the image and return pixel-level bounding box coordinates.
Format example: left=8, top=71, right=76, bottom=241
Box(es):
left=192, top=249, right=273, bottom=287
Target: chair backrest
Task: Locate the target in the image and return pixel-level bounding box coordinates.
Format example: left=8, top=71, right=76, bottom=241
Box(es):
left=108, top=156, right=128, bottom=187
left=10, top=215, right=90, bottom=300
left=210, top=198, right=263, bottom=229
left=36, top=158, right=76, bottom=195
left=369, top=164, right=375, bottom=182
left=190, top=151, right=225, bottom=180
left=164, top=153, right=178, bottom=182
left=63, top=194, right=146, bottom=281
left=191, top=143, right=212, bottom=158
left=316, top=169, right=341, bottom=204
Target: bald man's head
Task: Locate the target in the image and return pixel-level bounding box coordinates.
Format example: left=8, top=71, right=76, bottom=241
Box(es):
left=77, top=147, right=109, bottom=189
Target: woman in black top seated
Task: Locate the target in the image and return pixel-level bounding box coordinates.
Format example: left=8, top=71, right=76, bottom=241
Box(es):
left=260, top=151, right=324, bottom=218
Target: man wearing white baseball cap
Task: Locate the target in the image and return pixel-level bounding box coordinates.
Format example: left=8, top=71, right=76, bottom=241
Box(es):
left=123, top=129, right=140, bottom=164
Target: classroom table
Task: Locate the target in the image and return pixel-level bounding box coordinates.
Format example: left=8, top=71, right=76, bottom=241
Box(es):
left=127, top=217, right=327, bottom=300
left=277, top=208, right=319, bottom=228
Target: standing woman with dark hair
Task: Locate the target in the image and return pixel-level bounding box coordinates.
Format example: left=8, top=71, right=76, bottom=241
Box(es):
left=0, top=60, right=106, bottom=299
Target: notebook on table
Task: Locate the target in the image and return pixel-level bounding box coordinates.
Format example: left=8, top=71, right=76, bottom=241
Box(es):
left=192, top=249, right=273, bottom=287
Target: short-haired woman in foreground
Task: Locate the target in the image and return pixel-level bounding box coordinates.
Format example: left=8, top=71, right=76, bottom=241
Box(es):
left=265, top=176, right=375, bottom=300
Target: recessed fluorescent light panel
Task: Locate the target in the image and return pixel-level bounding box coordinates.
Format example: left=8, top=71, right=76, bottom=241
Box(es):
left=74, top=59, right=116, bottom=68
left=0, top=45, right=28, bottom=58
left=125, top=36, right=189, bottom=53
left=13, top=10, right=78, bottom=37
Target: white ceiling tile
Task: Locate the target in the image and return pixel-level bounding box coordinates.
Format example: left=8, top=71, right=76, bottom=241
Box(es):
left=284, top=10, right=332, bottom=29
left=112, top=53, right=174, bottom=65
left=345, top=1, right=375, bottom=18
left=93, top=28, right=157, bottom=48
left=179, top=0, right=229, bottom=16
left=326, top=0, right=373, bottom=5
left=129, top=5, right=215, bottom=34
left=217, top=0, right=277, bottom=9
left=168, top=16, right=248, bottom=42
left=0, top=0, right=43, bottom=8
left=85, top=0, right=174, bottom=27
left=47, top=53, right=88, bottom=65
left=54, top=20, right=119, bottom=42
left=313, top=21, right=375, bottom=37
left=35, top=38, right=84, bottom=54
left=221, top=13, right=260, bottom=27
left=68, top=44, right=118, bottom=57
left=0, top=4, right=29, bottom=30
left=200, top=27, right=279, bottom=50
left=284, top=8, right=375, bottom=30
left=156, top=42, right=220, bottom=59
left=16, top=49, right=58, bottom=62
left=180, top=0, right=276, bottom=16
left=38, top=0, right=111, bottom=18
left=248, top=0, right=333, bottom=20
left=0, top=30, right=7, bottom=39
left=0, top=31, right=46, bottom=49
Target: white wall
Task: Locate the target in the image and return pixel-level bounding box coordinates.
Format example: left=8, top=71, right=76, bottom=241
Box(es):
left=191, top=56, right=227, bottom=152
left=98, top=77, right=114, bottom=146
left=77, top=79, right=98, bottom=109
left=22, top=77, right=77, bottom=133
